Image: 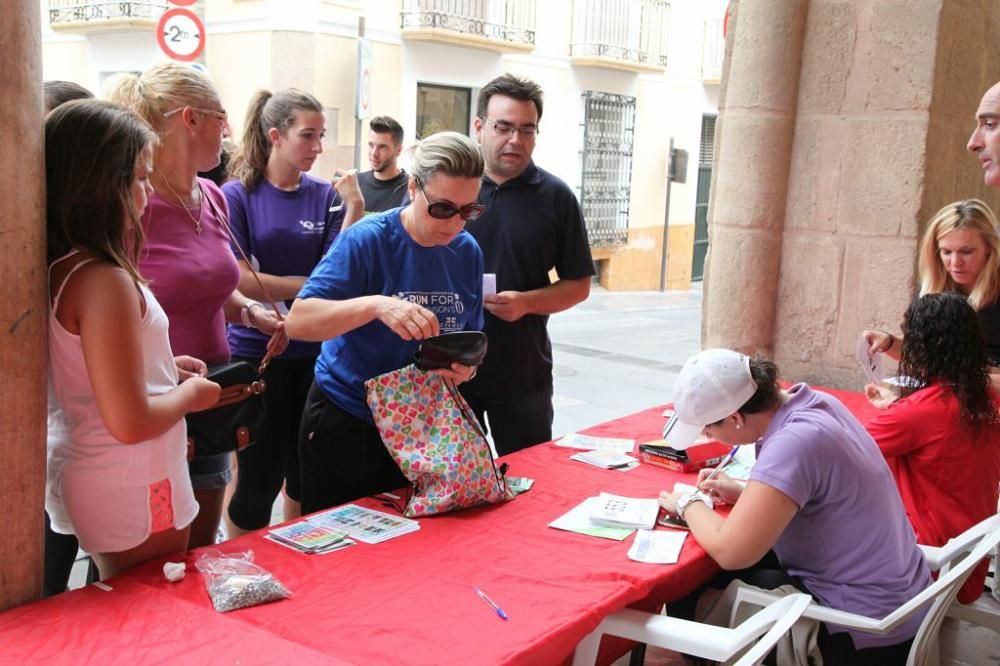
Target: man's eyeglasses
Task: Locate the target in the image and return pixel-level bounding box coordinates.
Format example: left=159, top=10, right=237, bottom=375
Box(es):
left=163, top=106, right=229, bottom=124
left=481, top=117, right=539, bottom=138
left=416, top=179, right=486, bottom=221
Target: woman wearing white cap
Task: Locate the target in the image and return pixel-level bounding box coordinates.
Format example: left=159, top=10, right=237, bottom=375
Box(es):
left=658, top=349, right=930, bottom=665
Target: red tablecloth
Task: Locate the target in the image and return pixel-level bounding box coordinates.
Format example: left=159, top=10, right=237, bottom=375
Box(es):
left=0, top=386, right=876, bottom=665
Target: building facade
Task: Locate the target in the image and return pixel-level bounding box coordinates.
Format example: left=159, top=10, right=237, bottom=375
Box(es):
left=41, top=0, right=729, bottom=291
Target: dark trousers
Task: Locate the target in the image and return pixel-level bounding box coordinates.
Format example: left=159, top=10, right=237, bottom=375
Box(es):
left=297, top=382, right=407, bottom=515
left=461, top=386, right=554, bottom=456
left=43, top=512, right=98, bottom=597
left=670, top=552, right=914, bottom=666
left=227, top=356, right=314, bottom=530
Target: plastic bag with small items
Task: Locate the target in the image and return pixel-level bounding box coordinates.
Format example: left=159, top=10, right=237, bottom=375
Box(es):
left=195, top=549, right=291, bottom=613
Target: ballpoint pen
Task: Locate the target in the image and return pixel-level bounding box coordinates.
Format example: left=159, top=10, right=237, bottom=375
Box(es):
left=474, top=586, right=509, bottom=621
left=698, top=446, right=740, bottom=489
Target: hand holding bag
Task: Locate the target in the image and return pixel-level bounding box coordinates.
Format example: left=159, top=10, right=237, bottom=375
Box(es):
left=185, top=361, right=267, bottom=458
left=365, top=362, right=515, bottom=517
left=413, top=331, right=487, bottom=371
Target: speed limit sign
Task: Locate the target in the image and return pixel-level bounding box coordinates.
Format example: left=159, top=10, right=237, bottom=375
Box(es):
left=156, top=7, right=206, bottom=62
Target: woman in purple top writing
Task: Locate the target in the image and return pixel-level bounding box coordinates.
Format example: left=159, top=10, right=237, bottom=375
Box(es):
left=221, top=89, right=363, bottom=536
left=658, top=349, right=931, bottom=665
left=108, top=63, right=287, bottom=548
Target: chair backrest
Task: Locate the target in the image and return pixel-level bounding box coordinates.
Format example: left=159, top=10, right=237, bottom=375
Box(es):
left=905, top=518, right=1000, bottom=666
left=878, top=516, right=1000, bottom=633
left=733, top=593, right=813, bottom=666
left=921, top=513, right=1000, bottom=572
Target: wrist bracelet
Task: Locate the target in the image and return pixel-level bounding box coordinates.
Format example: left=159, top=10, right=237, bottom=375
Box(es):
left=241, top=300, right=263, bottom=328
left=879, top=331, right=894, bottom=353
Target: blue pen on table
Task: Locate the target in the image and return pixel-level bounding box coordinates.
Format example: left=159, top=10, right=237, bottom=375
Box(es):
left=698, top=446, right=740, bottom=489
left=474, top=586, right=509, bottom=621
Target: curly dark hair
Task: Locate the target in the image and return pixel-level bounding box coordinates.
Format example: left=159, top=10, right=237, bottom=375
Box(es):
left=898, top=292, right=998, bottom=432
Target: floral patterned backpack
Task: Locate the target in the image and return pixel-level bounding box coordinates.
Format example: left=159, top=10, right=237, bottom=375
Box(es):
left=365, top=364, right=515, bottom=517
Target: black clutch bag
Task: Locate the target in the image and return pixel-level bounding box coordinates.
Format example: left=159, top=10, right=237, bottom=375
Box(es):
left=414, top=331, right=488, bottom=371
left=185, top=361, right=266, bottom=458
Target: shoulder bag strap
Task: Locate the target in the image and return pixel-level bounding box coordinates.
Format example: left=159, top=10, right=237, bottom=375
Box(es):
left=202, top=182, right=283, bottom=373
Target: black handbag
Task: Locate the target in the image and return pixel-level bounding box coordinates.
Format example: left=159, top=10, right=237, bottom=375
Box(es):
left=413, top=331, right=488, bottom=371
left=185, top=361, right=267, bottom=459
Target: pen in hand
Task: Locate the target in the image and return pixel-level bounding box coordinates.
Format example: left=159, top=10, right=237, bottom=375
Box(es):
left=698, top=446, right=740, bottom=490
left=474, top=586, right=509, bottom=621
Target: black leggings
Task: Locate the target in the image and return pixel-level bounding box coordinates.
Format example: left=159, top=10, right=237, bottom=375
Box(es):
left=297, top=382, right=407, bottom=516
left=670, top=552, right=914, bottom=666
left=227, top=356, right=315, bottom=530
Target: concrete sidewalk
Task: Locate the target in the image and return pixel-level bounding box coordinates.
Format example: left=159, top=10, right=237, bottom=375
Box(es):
left=549, top=285, right=701, bottom=439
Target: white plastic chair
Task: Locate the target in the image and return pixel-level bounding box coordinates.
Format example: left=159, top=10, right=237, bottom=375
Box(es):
left=919, top=512, right=1000, bottom=633
left=731, top=515, right=1000, bottom=666
left=571, top=592, right=812, bottom=666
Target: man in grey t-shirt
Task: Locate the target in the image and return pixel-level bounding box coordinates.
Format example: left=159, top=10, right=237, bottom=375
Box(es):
left=358, top=115, right=408, bottom=214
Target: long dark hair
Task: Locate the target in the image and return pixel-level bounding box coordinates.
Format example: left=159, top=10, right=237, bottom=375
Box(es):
left=898, top=292, right=998, bottom=432
left=46, top=99, right=156, bottom=283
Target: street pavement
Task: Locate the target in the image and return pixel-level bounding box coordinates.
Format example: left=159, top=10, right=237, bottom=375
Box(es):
left=549, top=285, right=701, bottom=439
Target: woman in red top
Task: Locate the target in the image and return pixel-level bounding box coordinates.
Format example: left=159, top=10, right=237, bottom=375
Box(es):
left=865, top=292, right=1000, bottom=603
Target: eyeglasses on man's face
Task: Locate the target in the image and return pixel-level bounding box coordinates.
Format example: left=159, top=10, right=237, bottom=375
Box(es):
left=416, top=179, right=486, bottom=221
left=481, top=117, right=539, bottom=138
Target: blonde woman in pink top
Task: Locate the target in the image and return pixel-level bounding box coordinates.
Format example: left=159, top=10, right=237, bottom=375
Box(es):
left=45, top=100, right=221, bottom=579
left=108, top=63, right=287, bottom=548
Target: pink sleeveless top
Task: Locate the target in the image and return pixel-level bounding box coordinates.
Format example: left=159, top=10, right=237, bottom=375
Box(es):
left=46, top=252, right=197, bottom=553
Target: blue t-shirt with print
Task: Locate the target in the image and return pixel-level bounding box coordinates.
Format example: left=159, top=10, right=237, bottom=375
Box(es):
left=222, top=173, right=344, bottom=359
left=298, top=209, right=484, bottom=422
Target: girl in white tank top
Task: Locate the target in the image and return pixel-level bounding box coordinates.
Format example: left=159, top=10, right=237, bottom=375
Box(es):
left=45, top=100, right=221, bottom=580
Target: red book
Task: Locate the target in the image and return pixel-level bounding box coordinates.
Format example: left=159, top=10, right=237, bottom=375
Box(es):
left=638, top=440, right=730, bottom=473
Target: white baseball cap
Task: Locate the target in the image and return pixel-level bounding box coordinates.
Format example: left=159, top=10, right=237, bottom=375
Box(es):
left=663, top=348, right=757, bottom=449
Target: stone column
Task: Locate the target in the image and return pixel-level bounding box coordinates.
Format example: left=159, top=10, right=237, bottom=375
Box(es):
left=770, top=0, right=1000, bottom=387
left=701, top=0, right=809, bottom=356
left=0, top=0, right=45, bottom=610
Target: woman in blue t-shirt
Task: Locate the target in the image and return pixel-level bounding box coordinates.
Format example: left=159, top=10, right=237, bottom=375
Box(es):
left=285, top=131, right=486, bottom=514
left=222, top=89, right=363, bottom=536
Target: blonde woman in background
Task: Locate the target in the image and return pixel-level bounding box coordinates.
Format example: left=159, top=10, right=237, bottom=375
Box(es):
left=865, top=199, right=1000, bottom=370
left=107, top=63, right=287, bottom=548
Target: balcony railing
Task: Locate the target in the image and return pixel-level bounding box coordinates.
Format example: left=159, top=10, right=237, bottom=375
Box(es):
left=49, top=0, right=167, bottom=28
left=702, top=18, right=725, bottom=82
left=570, top=0, right=669, bottom=71
left=401, top=0, right=536, bottom=51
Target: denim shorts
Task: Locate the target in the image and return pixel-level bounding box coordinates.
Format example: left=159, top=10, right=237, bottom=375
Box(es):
left=188, top=451, right=233, bottom=490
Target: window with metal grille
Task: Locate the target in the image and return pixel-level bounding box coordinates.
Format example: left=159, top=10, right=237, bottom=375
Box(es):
left=699, top=114, right=716, bottom=165
left=580, top=91, right=635, bottom=247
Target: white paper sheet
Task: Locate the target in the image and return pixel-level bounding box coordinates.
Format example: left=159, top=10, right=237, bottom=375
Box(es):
left=855, top=334, right=885, bottom=384
left=483, top=273, right=497, bottom=297
left=628, top=529, right=688, bottom=564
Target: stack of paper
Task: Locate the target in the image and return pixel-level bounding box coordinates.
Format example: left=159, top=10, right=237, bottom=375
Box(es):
left=308, top=504, right=420, bottom=544
left=548, top=493, right=659, bottom=540
left=556, top=433, right=635, bottom=454
left=589, top=492, right=659, bottom=529
left=570, top=450, right=639, bottom=470
left=266, top=522, right=355, bottom=554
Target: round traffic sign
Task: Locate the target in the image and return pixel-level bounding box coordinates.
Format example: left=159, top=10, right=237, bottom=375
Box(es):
left=167, top=0, right=196, bottom=5
left=156, top=7, right=205, bottom=62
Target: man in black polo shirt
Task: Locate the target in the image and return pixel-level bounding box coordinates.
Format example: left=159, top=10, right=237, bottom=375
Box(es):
left=462, top=74, right=594, bottom=456
left=358, top=115, right=408, bottom=213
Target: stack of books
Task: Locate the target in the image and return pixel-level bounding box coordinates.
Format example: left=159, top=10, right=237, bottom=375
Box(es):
left=307, top=504, right=420, bottom=544
left=638, top=439, right=730, bottom=473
